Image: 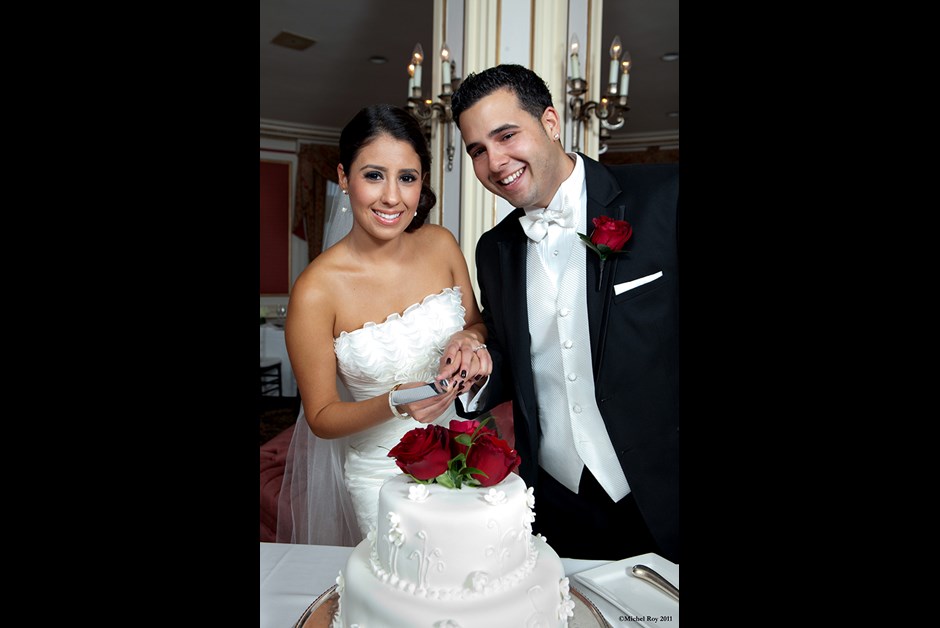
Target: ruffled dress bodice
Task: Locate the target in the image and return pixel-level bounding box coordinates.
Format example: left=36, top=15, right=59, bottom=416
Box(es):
left=333, top=286, right=466, bottom=535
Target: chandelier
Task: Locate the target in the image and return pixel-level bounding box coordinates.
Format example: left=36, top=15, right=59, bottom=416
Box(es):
left=567, top=34, right=631, bottom=153
left=405, top=43, right=461, bottom=171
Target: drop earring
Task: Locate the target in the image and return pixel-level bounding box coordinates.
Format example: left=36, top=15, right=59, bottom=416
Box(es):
left=341, top=189, right=349, bottom=212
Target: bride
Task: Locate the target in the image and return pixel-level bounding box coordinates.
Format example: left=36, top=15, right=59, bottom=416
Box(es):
left=276, top=104, right=491, bottom=545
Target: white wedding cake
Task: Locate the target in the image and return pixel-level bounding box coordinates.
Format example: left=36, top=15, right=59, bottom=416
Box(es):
left=331, top=472, right=574, bottom=627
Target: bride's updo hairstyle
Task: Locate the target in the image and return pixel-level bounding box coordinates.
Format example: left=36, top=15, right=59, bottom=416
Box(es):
left=339, top=104, right=437, bottom=233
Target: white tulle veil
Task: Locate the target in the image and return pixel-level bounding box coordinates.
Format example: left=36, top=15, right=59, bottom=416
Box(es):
left=276, top=181, right=363, bottom=546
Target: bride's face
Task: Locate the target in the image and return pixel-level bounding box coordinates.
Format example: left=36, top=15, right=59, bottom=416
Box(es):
left=341, top=134, right=423, bottom=240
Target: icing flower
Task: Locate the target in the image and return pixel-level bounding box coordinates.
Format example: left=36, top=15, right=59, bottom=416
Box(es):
left=483, top=488, right=507, bottom=505
left=388, top=417, right=519, bottom=489
left=387, top=512, right=404, bottom=546
left=408, top=484, right=431, bottom=502
left=558, top=577, right=575, bottom=619
left=579, top=215, right=633, bottom=291
left=469, top=571, right=490, bottom=592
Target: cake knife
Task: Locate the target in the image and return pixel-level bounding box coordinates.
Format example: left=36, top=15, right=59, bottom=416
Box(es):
left=631, top=564, right=679, bottom=601
left=572, top=574, right=650, bottom=628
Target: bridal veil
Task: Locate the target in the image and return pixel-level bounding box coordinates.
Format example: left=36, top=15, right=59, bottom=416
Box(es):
left=275, top=182, right=363, bottom=546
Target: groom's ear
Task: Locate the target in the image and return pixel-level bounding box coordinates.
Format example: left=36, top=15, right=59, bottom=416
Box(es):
left=540, top=106, right=561, bottom=138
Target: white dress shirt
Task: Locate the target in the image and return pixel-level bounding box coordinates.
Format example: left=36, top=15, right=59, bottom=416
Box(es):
left=522, top=154, right=630, bottom=502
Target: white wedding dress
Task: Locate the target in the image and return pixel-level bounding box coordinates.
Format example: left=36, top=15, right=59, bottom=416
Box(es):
left=277, top=286, right=465, bottom=545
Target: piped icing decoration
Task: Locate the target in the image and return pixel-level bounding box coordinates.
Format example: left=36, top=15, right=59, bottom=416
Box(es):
left=387, top=512, right=404, bottom=577
left=409, top=484, right=431, bottom=502
left=330, top=571, right=346, bottom=628
left=367, top=534, right=540, bottom=599
left=558, top=577, right=575, bottom=622
left=410, top=529, right=445, bottom=589
left=484, top=488, right=507, bottom=505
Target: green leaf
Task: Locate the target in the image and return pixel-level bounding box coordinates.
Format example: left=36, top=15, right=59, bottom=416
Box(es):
left=465, top=467, right=488, bottom=479
left=454, top=434, right=472, bottom=446
left=596, top=244, right=612, bottom=256
left=435, top=472, right=455, bottom=489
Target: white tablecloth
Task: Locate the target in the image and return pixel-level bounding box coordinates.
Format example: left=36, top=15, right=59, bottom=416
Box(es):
left=261, top=323, right=297, bottom=397
left=259, top=542, right=608, bottom=628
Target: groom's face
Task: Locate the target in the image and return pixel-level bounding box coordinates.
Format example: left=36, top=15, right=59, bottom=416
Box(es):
left=458, top=88, right=563, bottom=209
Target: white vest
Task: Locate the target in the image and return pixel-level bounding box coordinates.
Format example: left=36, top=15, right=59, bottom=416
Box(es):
left=525, top=224, right=630, bottom=502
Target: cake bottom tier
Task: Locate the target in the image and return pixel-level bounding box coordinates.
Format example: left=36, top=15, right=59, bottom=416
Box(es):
left=333, top=536, right=572, bottom=628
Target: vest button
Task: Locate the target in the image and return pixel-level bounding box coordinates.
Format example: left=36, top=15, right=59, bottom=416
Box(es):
left=573, top=404, right=582, bottom=413
left=563, top=340, right=573, bottom=349
left=567, top=373, right=577, bottom=381
left=559, top=308, right=570, bottom=317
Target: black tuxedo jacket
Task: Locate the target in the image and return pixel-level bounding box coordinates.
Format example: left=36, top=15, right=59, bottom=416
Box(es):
left=474, top=155, right=679, bottom=561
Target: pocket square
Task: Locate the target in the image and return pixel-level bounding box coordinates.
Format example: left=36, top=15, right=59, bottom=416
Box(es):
left=614, top=271, right=663, bottom=295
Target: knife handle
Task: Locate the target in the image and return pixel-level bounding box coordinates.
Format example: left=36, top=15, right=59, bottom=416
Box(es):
left=631, top=564, right=679, bottom=601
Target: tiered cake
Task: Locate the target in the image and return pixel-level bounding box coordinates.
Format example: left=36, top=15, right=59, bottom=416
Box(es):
left=331, top=472, right=574, bottom=627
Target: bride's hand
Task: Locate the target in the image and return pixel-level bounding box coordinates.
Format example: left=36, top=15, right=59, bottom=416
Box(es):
left=436, top=331, right=492, bottom=391
left=393, top=381, right=461, bottom=424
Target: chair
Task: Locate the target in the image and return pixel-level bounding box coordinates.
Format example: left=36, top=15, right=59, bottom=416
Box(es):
left=260, top=358, right=282, bottom=396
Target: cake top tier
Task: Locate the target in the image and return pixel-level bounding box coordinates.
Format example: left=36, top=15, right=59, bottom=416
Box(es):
left=372, top=472, right=538, bottom=594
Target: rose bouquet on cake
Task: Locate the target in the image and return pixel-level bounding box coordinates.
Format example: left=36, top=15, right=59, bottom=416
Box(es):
left=387, top=418, right=521, bottom=489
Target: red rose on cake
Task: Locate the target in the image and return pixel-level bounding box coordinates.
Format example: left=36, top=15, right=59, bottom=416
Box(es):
left=387, top=424, right=453, bottom=480
left=448, top=418, right=495, bottom=455
left=465, top=431, right=521, bottom=486
left=388, top=418, right=519, bottom=489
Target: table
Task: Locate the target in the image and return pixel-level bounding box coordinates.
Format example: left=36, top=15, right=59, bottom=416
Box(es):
left=261, top=323, right=297, bottom=397
left=260, top=542, right=608, bottom=628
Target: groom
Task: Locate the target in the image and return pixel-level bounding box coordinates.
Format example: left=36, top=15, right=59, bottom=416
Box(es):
left=451, top=65, right=679, bottom=563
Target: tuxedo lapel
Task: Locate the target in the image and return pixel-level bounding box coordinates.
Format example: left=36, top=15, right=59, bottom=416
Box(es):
left=497, top=225, right=537, bottom=421
left=582, top=156, right=625, bottom=378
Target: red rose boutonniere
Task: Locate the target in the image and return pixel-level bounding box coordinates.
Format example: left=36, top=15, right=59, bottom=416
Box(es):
left=578, top=215, right=633, bottom=291
left=387, top=417, right=520, bottom=489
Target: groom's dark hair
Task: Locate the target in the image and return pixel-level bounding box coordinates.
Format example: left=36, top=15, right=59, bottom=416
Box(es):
left=451, top=64, right=554, bottom=129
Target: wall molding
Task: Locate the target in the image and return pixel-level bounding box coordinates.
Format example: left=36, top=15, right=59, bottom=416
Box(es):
left=260, top=118, right=341, bottom=145
left=604, top=130, right=680, bottom=152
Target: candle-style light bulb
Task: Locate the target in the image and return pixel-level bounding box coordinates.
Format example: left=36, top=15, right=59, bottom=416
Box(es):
left=408, top=62, right=415, bottom=99
left=412, top=43, right=424, bottom=98
left=569, top=33, right=581, bottom=81
left=441, top=43, right=451, bottom=86
left=608, top=36, right=622, bottom=87
left=620, top=52, right=632, bottom=97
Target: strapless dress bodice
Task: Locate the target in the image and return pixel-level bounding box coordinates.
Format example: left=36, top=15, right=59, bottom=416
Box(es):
left=334, top=286, right=466, bottom=402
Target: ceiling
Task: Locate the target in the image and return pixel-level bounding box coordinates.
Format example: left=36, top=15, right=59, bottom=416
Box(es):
left=260, top=0, right=678, bottom=148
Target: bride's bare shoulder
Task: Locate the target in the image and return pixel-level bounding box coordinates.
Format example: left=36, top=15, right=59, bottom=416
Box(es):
left=291, top=244, right=348, bottom=308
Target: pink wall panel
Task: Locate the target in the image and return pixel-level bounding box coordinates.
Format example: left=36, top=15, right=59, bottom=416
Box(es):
left=260, top=161, right=290, bottom=294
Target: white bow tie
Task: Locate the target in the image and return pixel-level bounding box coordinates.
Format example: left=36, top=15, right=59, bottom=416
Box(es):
left=519, top=207, right=574, bottom=243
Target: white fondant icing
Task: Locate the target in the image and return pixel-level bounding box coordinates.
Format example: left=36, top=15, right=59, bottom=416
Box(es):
left=334, top=474, right=569, bottom=627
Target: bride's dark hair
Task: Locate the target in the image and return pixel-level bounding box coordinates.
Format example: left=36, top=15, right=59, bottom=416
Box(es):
left=339, top=104, right=436, bottom=232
